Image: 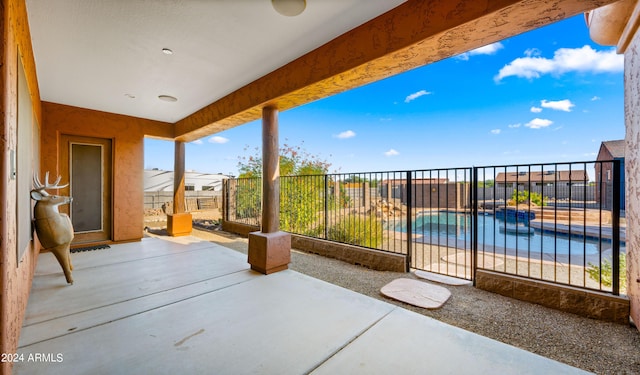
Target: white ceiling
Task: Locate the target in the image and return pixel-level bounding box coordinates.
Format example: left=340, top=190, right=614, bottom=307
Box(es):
left=26, top=0, right=406, bottom=124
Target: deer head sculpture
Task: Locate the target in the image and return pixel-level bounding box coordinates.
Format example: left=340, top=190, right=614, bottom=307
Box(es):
left=31, top=172, right=75, bottom=284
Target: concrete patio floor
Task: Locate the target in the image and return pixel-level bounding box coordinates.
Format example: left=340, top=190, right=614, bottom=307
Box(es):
left=16, top=236, right=590, bottom=374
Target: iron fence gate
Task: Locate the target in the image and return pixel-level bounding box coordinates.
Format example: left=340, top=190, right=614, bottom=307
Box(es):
left=223, top=160, right=623, bottom=295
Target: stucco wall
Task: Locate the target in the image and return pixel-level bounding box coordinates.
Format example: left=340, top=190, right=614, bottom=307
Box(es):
left=1, top=0, right=42, bottom=373
left=41, top=102, right=172, bottom=242
left=625, top=24, right=640, bottom=327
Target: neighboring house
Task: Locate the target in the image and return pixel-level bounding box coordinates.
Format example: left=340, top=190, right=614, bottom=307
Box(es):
left=495, top=170, right=589, bottom=189
left=144, top=169, right=229, bottom=192
left=595, top=140, right=626, bottom=210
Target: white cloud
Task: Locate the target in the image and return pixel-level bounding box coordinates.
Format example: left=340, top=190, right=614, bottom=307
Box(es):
left=404, top=90, right=431, bottom=103
left=490, top=129, right=501, bottom=134
left=334, top=130, right=356, bottom=139
left=457, top=42, right=504, bottom=60
left=525, top=118, right=553, bottom=129
left=530, top=106, right=542, bottom=113
left=191, top=139, right=203, bottom=145
left=208, top=136, right=229, bottom=144
left=591, top=96, right=601, bottom=101
left=495, top=45, right=623, bottom=82
left=541, top=99, right=574, bottom=112
left=384, top=149, right=399, bottom=157
left=508, top=123, right=521, bottom=128
left=524, top=48, right=541, bottom=57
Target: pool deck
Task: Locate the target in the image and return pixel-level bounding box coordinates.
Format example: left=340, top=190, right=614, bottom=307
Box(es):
left=529, top=219, right=626, bottom=243
left=15, top=236, right=590, bottom=374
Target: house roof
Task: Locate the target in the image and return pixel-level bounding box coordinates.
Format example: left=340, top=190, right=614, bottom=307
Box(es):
left=601, top=140, right=625, bottom=159
left=495, top=170, right=589, bottom=183
left=24, top=1, right=616, bottom=142
left=382, top=178, right=450, bottom=185
left=144, top=169, right=228, bottom=192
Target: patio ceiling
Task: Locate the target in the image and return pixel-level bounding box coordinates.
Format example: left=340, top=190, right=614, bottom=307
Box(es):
left=25, top=0, right=406, bottom=124
left=26, top=0, right=618, bottom=142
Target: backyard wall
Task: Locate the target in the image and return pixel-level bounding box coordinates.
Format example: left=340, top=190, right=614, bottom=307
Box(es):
left=0, top=1, right=42, bottom=373
left=625, top=10, right=640, bottom=328
left=476, top=270, right=629, bottom=324
left=41, top=103, right=173, bottom=242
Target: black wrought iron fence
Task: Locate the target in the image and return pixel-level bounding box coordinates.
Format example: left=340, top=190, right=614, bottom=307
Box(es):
left=473, top=161, right=623, bottom=295
left=223, top=177, right=261, bottom=227
left=223, top=160, right=623, bottom=295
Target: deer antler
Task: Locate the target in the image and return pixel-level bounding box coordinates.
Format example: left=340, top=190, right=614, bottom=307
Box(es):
left=33, top=172, right=68, bottom=192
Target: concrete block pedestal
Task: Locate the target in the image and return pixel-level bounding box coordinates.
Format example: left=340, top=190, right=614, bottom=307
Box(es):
left=248, top=231, right=291, bottom=274
left=167, top=212, right=192, bottom=236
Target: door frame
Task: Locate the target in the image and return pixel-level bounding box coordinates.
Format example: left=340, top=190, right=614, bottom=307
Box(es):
left=60, top=135, right=113, bottom=244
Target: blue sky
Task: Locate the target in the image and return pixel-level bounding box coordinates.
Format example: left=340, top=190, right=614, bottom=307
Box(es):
left=144, top=14, right=624, bottom=177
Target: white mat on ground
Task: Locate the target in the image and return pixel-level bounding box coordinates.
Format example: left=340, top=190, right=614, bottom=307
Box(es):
left=380, top=278, right=451, bottom=309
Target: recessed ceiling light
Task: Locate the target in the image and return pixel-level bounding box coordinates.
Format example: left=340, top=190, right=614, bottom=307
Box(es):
left=162, top=48, right=173, bottom=55
left=158, top=95, right=178, bottom=102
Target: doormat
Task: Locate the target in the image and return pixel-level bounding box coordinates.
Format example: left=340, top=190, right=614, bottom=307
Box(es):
left=71, top=244, right=111, bottom=253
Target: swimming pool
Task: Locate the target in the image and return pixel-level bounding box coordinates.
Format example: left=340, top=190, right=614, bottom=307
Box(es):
left=393, top=211, right=620, bottom=256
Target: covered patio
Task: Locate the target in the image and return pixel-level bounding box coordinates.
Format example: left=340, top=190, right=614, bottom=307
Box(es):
left=17, top=236, right=587, bottom=374
left=3, top=1, right=640, bottom=374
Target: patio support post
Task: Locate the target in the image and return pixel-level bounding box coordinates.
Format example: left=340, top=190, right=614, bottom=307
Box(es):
left=261, top=106, right=279, bottom=234
left=167, top=140, right=192, bottom=236
left=248, top=106, right=291, bottom=274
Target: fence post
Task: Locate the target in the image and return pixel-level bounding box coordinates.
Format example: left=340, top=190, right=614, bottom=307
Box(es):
left=472, top=167, right=478, bottom=285
left=612, top=159, right=621, bottom=296
left=222, top=179, right=229, bottom=222
left=324, top=174, right=329, bottom=239
left=406, top=171, right=412, bottom=271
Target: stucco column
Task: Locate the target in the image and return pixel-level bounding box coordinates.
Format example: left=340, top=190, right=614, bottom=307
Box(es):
left=262, top=107, right=279, bottom=233
left=622, top=11, right=640, bottom=329
left=173, top=141, right=186, bottom=214
left=588, top=1, right=640, bottom=330
left=247, top=106, right=291, bottom=274
left=167, top=140, right=192, bottom=236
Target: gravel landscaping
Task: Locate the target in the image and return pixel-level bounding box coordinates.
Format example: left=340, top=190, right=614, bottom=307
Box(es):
left=190, top=228, right=640, bottom=375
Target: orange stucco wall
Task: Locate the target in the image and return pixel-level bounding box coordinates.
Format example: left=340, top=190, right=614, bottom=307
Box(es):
left=1, top=0, right=42, bottom=373
left=41, top=102, right=172, bottom=242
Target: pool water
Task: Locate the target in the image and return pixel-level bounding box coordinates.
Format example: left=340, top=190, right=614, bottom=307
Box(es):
left=394, top=211, right=619, bottom=256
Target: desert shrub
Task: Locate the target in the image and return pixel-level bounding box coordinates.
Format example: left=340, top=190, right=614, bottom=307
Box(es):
left=280, top=175, right=324, bottom=234
left=586, top=253, right=626, bottom=291
left=235, top=178, right=261, bottom=220
left=510, top=189, right=546, bottom=206
left=327, top=214, right=384, bottom=248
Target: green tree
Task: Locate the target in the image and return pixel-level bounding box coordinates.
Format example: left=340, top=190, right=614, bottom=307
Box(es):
left=237, top=142, right=330, bottom=178
left=236, top=142, right=330, bottom=234
left=478, top=179, right=495, bottom=188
